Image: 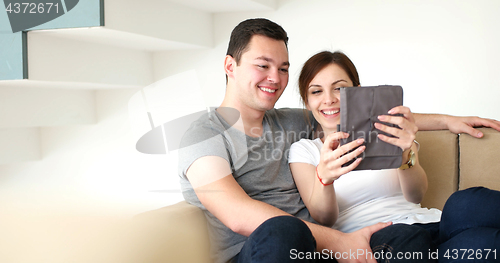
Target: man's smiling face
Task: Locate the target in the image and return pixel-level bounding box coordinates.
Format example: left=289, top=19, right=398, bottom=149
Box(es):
left=230, top=34, right=290, bottom=112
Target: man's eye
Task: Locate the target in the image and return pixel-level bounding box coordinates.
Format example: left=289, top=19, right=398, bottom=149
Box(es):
left=258, top=65, right=268, bottom=69
left=280, top=68, right=289, bottom=73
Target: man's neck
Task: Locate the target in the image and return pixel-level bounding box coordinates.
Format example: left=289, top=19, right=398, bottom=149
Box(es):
left=218, top=100, right=266, bottom=137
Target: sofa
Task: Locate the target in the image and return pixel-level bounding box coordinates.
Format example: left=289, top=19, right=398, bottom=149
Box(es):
left=132, top=128, right=500, bottom=263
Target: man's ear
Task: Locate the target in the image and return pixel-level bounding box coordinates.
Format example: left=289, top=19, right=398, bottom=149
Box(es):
left=224, top=55, right=236, bottom=79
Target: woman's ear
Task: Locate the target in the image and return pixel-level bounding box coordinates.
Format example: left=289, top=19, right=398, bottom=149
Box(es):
left=224, top=55, right=236, bottom=79
left=305, top=101, right=311, bottom=111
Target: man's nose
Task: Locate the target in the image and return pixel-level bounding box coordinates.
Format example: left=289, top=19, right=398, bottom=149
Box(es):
left=267, top=69, right=280, bottom=84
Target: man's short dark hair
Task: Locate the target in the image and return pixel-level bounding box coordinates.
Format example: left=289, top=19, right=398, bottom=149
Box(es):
left=226, top=18, right=288, bottom=65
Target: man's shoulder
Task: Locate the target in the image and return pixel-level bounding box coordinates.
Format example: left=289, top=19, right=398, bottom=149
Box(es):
left=184, top=110, right=224, bottom=133
left=266, top=107, right=304, bottom=118
left=179, top=110, right=227, bottom=148
left=178, top=110, right=232, bottom=176
left=266, top=108, right=316, bottom=131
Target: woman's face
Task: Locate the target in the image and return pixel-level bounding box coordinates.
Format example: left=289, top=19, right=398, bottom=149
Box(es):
left=306, top=63, right=354, bottom=133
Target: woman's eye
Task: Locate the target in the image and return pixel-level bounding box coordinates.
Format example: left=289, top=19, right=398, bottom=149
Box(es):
left=311, top=90, right=322, bottom=95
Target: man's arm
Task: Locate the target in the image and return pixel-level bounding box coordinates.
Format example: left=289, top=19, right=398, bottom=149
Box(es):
left=187, top=156, right=289, bottom=235
left=413, top=113, right=500, bottom=138
left=187, top=156, right=389, bottom=263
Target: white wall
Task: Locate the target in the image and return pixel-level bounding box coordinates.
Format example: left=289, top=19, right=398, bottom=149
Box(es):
left=201, top=0, right=500, bottom=119
left=149, top=0, right=500, bottom=212
left=1, top=0, right=499, bottom=219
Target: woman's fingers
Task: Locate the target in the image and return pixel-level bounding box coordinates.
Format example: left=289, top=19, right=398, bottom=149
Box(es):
left=376, top=106, right=417, bottom=151
left=326, top=145, right=365, bottom=179
left=321, top=132, right=349, bottom=154
left=382, top=106, right=418, bottom=132
left=338, top=155, right=363, bottom=174
left=377, top=115, right=418, bottom=134
left=377, top=133, right=412, bottom=151
left=326, top=142, right=365, bottom=169
left=375, top=122, right=415, bottom=150
left=374, top=122, right=415, bottom=140
left=319, top=136, right=365, bottom=182
left=332, top=138, right=365, bottom=159
left=388, top=106, right=414, bottom=121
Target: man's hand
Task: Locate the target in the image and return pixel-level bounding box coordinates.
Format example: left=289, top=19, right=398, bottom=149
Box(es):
left=316, top=222, right=392, bottom=263
left=445, top=116, right=500, bottom=138
left=414, top=113, right=500, bottom=138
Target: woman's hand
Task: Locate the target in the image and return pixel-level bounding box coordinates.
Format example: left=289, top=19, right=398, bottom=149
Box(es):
left=377, top=106, right=428, bottom=203
left=375, top=106, right=418, bottom=151
left=316, top=132, right=365, bottom=184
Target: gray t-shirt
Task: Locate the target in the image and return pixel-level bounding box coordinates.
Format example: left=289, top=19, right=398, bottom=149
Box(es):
left=179, top=108, right=316, bottom=263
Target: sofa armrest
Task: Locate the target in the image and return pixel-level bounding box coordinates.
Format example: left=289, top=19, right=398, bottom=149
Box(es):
left=459, top=128, right=500, bottom=191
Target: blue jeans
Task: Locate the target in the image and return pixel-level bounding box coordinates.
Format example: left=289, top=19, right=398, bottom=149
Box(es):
left=370, top=223, right=436, bottom=262
left=231, top=216, right=316, bottom=263
left=231, top=216, right=434, bottom=263
left=232, top=187, right=500, bottom=263
left=372, top=187, right=500, bottom=262
left=418, top=187, right=500, bottom=263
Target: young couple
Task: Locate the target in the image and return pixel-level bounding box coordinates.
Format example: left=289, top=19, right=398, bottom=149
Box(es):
left=179, top=18, right=500, bottom=263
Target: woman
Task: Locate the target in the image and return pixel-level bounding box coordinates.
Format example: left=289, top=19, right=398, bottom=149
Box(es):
left=289, top=51, right=500, bottom=262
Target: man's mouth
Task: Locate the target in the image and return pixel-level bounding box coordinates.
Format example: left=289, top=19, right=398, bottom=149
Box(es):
left=259, top=87, right=277, bottom=93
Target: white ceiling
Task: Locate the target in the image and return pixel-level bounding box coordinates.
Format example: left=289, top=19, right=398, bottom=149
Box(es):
left=25, top=0, right=280, bottom=52
left=166, top=0, right=277, bottom=13
left=28, top=27, right=207, bottom=52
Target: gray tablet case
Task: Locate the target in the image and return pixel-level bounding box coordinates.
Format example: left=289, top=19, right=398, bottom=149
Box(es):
left=339, top=85, right=403, bottom=170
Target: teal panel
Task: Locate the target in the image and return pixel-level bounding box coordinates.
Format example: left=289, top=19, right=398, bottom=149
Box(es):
left=29, top=0, right=103, bottom=30
left=0, top=0, right=103, bottom=80
left=0, top=31, right=26, bottom=80
left=2, top=0, right=103, bottom=32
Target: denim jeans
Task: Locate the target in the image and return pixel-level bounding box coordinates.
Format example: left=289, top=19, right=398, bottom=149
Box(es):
left=418, top=187, right=500, bottom=263
left=369, top=187, right=500, bottom=262
left=232, top=187, right=500, bottom=263
left=231, top=216, right=316, bottom=263
left=369, top=223, right=436, bottom=262
left=231, top=217, right=434, bottom=263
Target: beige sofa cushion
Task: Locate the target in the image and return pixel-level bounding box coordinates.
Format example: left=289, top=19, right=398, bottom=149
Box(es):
left=459, top=128, right=500, bottom=191
left=416, top=130, right=458, bottom=210
left=131, top=201, right=212, bottom=263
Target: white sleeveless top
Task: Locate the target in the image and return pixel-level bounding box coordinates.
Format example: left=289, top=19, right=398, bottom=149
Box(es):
left=289, top=138, right=441, bottom=233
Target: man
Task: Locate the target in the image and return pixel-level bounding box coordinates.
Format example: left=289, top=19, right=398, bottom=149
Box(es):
left=178, top=18, right=500, bottom=263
